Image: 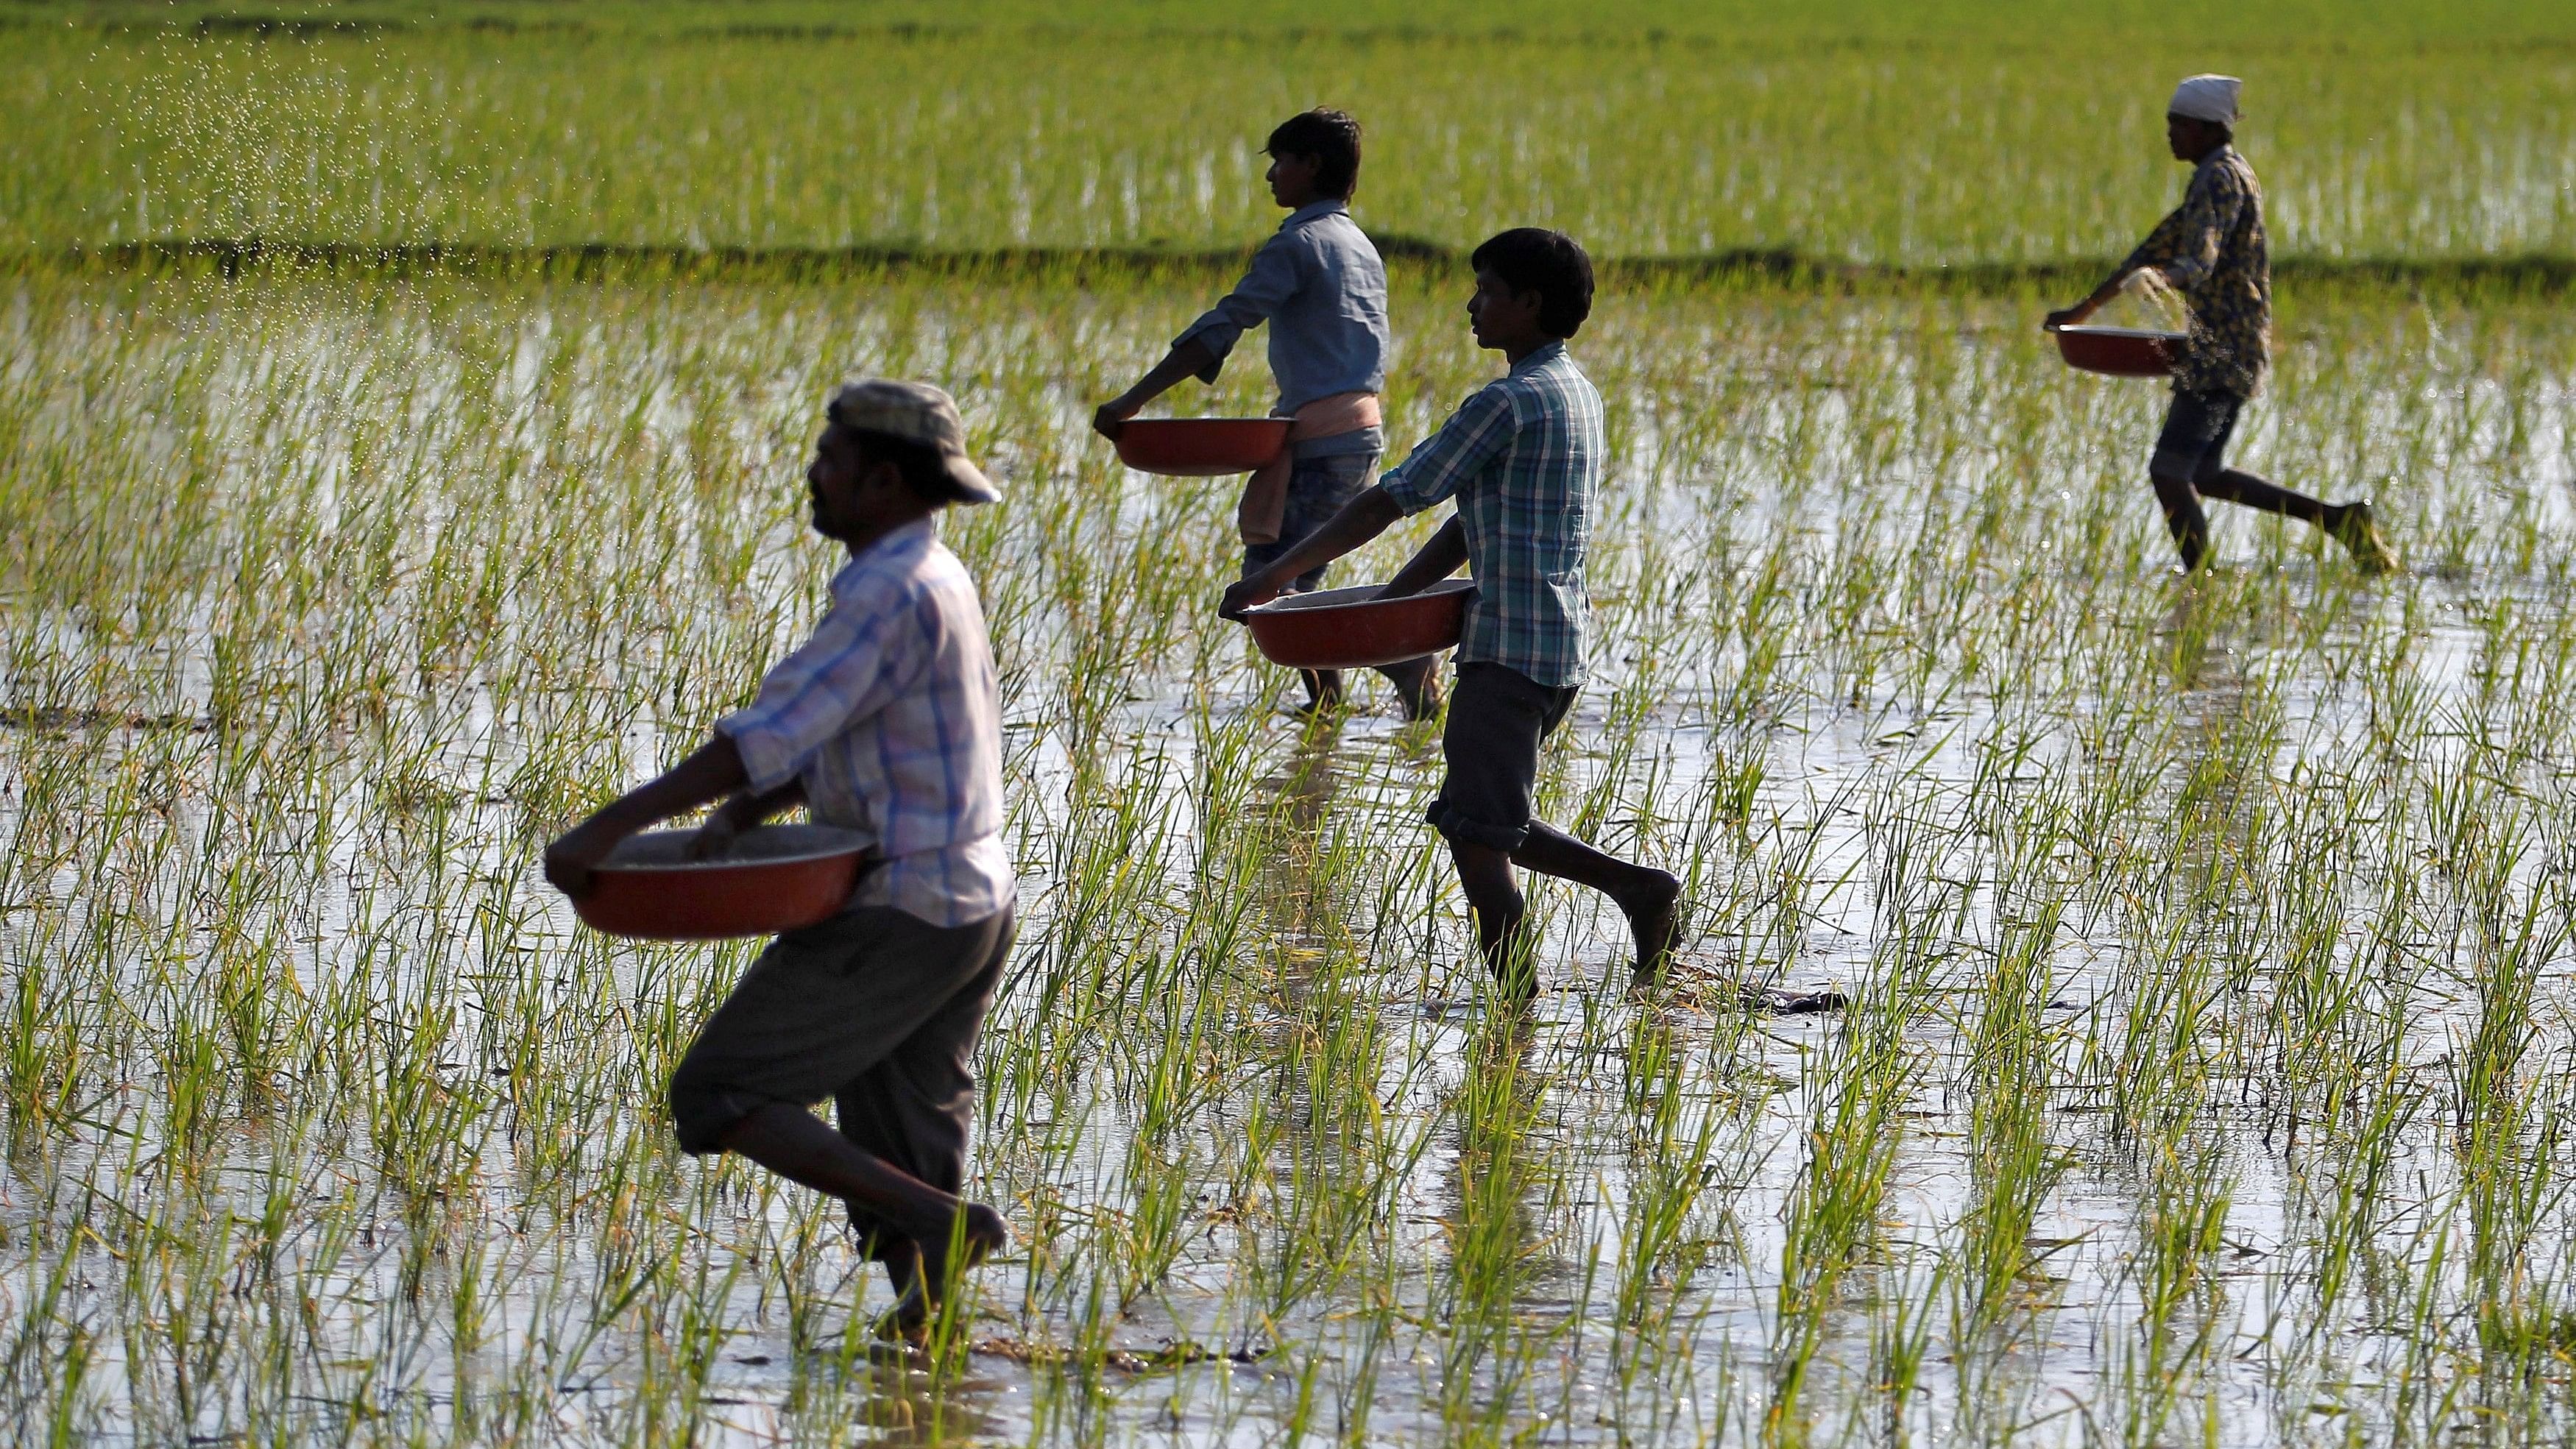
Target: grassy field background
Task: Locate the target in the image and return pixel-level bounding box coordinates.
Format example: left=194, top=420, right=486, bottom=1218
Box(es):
left=5, top=1, right=2572, bottom=263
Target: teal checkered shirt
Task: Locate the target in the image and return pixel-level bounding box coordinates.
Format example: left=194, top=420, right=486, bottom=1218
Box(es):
left=1379, top=341, right=1602, bottom=688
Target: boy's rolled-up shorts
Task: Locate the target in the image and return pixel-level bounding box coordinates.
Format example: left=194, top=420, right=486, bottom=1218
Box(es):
left=1426, top=661, right=1579, bottom=852
left=668, top=903, right=1016, bottom=1248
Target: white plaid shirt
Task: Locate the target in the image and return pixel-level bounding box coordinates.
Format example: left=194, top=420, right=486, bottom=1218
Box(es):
left=717, top=519, right=1013, bottom=927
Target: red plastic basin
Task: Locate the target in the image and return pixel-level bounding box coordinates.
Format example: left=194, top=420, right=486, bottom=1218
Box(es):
left=2048, top=324, right=2184, bottom=378
left=571, top=824, right=869, bottom=940
left=1111, top=418, right=1292, bottom=477
left=1242, top=578, right=1476, bottom=669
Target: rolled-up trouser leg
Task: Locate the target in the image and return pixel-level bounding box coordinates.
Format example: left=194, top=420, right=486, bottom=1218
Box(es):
left=1425, top=663, right=1580, bottom=852
left=666, top=904, right=1018, bottom=1258
left=832, top=914, right=1015, bottom=1254
left=2148, top=388, right=2246, bottom=570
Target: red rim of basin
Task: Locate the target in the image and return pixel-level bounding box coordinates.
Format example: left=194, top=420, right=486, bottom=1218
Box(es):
left=2048, top=324, right=2184, bottom=379
left=571, top=824, right=869, bottom=940
left=1242, top=579, right=1477, bottom=670
left=1111, top=418, right=1294, bottom=477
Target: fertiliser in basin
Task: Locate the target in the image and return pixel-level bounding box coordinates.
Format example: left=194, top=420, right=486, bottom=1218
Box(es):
left=1110, top=418, right=1293, bottom=476
left=2047, top=324, right=2184, bottom=378
left=570, top=824, right=871, bottom=940
left=1242, top=578, right=1476, bottom=670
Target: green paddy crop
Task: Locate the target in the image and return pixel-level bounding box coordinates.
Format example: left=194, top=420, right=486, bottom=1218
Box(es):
left=10, top=3, right=2576, bottom=1445
left=6, top=2, right=2575, bottom=266
left=7, top=258, right=2576, bottom=1444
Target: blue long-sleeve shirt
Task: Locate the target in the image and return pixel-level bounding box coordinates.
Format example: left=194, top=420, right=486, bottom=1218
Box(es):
left=1175, top=200, right=1390, bottom=458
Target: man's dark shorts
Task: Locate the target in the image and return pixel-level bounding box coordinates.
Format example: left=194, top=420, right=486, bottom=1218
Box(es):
left=2151, top=387, right=2246, bottom=485
left=1426, top=662, right=1580, bottom=852
left=668, top=904, right=1015, bottom=1240
left=1243, top=451, right=1377, bottom=591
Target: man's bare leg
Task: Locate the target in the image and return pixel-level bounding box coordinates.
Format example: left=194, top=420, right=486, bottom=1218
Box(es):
left=718, top=1103, right=1006, bottom=1325
left=1294, top=667, right=1347, bottom=715
left=2152, top=472, right=2211, bottom=570
left=1376, top=656, right=1443, bottom=722
left=2195, top=466, right=2326, bottom=523
left=874, top=1233, right=988, bottom=1339
left=2199, top=468, right=2397, bottom=570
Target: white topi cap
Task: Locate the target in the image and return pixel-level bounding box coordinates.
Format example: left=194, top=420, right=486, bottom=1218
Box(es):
left=2168, top=74, right=2243, bottom=125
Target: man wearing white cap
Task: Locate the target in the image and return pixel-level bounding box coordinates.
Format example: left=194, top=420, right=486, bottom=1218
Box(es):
left=2049, top=75, right=2397, bottom=573
left=545, top=379, right=1015, bottom=1343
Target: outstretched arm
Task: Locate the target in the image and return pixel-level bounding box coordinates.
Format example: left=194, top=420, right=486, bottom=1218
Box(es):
left=1219, top=485, right=1404, bottom=618
left=1215, top=382, right=1508, bottom=617
left=544, top=734, right=751, bottom=896
left=2050, top=201, right=2196, bottom=327
left=2045, top=272, right=2136, bottom=329
left=1095, top=233, right=1304, bottom=437
left=1093, top=337, right=1220, bottom=437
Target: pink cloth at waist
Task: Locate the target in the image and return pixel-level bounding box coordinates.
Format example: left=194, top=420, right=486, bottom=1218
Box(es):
left=1237, top=392, right=1382, bottom=546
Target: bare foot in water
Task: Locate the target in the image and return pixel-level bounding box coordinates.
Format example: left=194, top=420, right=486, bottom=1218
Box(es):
left=1620, top=871, right=1684, bottom=987
left=880, top=1202, right=1011, bottom=1339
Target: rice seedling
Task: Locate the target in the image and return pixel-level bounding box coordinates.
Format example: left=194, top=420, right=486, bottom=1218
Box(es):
left=5, top=4, right=2576, bottom=1441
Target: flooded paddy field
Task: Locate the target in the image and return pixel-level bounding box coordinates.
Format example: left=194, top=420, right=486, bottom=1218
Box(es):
left=7, top=266, right=2576, bottom=1444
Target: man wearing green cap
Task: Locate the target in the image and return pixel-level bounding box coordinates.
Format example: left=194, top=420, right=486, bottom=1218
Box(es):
left=545, top=379, right=1014, bottom=1342
left=2048, top=73, right=2397, bottom=574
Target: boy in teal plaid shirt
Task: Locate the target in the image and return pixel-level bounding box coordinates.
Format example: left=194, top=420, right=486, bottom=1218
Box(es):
left=1222, top=229, right=1680, bottom=999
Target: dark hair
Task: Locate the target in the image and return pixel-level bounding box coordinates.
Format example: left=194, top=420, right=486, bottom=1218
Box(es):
left=1265, top=109, right=1362, bottom=198
left=844, top=426, right=958, bottom=503
left=1469, top=228, right=1595, bottom=339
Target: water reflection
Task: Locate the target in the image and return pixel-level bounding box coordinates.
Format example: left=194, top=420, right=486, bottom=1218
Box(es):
left=1250, top=718, right=1345, bottom=984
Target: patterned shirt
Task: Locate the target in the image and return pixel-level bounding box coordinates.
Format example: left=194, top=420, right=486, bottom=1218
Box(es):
left=717, top=519, right=1013, bottom=927
left=1378, top=341, right=1602, bottom=688
left=1177, top=199, right=1390, bottom=459
left=2115, top=145, right=2271, bottom=398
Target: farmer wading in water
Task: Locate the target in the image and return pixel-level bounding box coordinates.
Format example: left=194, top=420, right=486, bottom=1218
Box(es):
left=1093, top=108, right=1441, bottom=720
left=1221, top=229, right=1683, bottom=1002
left=2048, top=74, right=2399, bottom=575
left=545, top=381, right=1015, bottom=1342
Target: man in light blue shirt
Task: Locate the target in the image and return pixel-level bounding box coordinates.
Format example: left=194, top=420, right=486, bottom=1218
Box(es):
left=1094, top=109, right=1437, bottom=719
